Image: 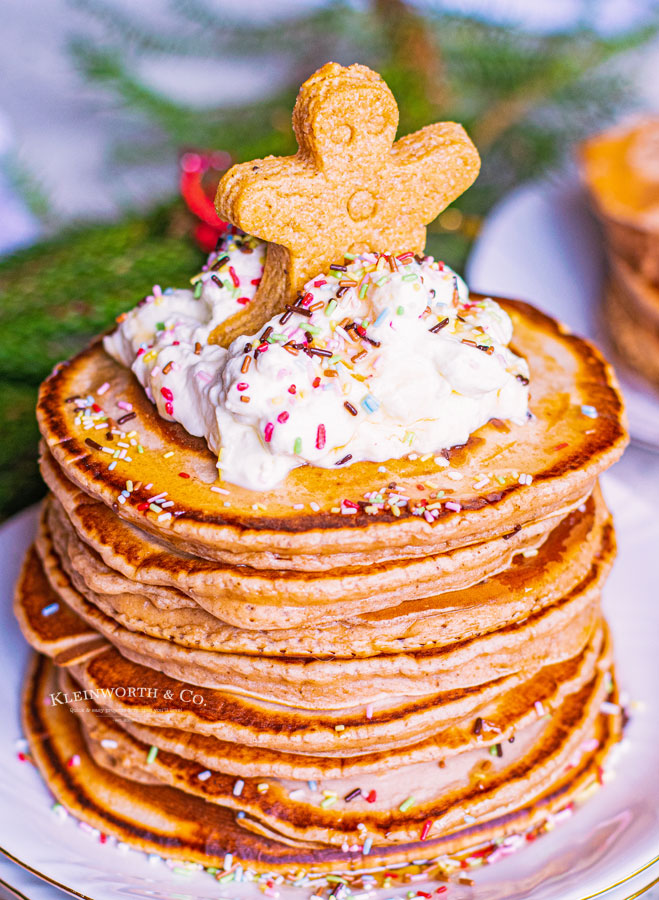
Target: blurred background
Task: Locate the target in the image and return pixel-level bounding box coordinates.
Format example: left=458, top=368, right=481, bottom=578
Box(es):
left=1, top=0, right=659, bottom=520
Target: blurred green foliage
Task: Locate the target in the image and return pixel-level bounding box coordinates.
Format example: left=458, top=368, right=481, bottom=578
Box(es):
left=0, top=206, right=201, bottom=518
left=1, top=0, right=657, bottom=518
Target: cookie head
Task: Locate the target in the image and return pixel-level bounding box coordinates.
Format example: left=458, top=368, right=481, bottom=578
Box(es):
left=293, top=63, right=398, bottom=173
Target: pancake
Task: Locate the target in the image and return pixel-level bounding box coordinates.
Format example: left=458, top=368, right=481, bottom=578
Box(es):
left=36, top=300, right=626, bottom=566
left=580, top=116, right=659, bottom=287
left=16, top=541, right=607, bottom=760
left=74, top=647, right=614, bottom=849
left=42, top=449, right=571, bottom=627
left=42, top=478, right=615, bottom=658
left=33, top=519, right=605, bottom=708
left=603, top=253, right=659, bottom=389
left=44, top=486, right=614, bottom=657
left=24, top=653, right=622, bottom=874
left=59, top=622, right=606, bottom=780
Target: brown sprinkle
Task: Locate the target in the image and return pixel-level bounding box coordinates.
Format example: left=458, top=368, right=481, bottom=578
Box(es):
left=162, top=361, right=173, bottom=375
left=285, top=304, right=312, bottom=318
left=194, top=342, right=203, bottom=355
left=239, top=396, right=250, bottom=403
left=85, top=438, right=102, bottom=451
left=430, top=318, right=450, bottom=334
left=117, top=412, right=136, bottom=426
left=241, top=356, right=251, bottom=373
left=351, top=350, right=367, bottom=363
left=324, top=369, right=338, bottom=377
left=344, top=401, right=358, bottom=416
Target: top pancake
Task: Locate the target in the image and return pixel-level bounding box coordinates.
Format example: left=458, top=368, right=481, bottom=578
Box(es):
left=37, top=298, right=627, bottom=564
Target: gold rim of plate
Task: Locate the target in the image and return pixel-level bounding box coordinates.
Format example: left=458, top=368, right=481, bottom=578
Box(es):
left=2, top=842, right=659, bottom=900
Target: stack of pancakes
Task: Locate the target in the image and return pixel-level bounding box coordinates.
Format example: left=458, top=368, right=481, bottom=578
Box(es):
left=581, top=117, right=659, bottom=389
left=15, top=297, right=627, bottom=879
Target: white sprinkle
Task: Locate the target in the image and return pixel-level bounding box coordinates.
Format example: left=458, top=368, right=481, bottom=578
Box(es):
left=101, top=739, right=118, bottom=749
left=157, top=512, right=172, bottom=522
left=447, top=470, right=463, bottom=480
left=534, top=700, right=545, bottom=717
left=365, top=703, right=373, bottom=719
left=233, top=779, right=245, bottom=796
left=197, top=770, right=211, bottom=781
left=210, top=485, right=230, bottom=494
left=601, top=701, right=620, bottom=715
left=289, top=789, right=305, bottom=800
left=97, top=382, right=110, bottom=396
left=310, top=502, right=320, bottom=511
left=223, top=853, right=233, bottom=871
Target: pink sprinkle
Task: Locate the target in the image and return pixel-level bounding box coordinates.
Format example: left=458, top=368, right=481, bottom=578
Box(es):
left=195, top=371, right=211, bottom=384
left=67, top=755, right=81, bottom=768
left=228, top=266, right=240, bottom=287
left=97, top=382, right=110, bottom=396
left=313, top=280, right=327, bottom=287
left=264, top=422, right=274, bottom=443
left=236, top=296, right=250, bottom=305
left=136, top=348, right=145, bottom=356
left=251, top=278, right=261, bottom=286
left=165, top=402, right=173, bottom=415
left=152, top=284, right=162, bottom=296
left=160, top=387, right=173, bottom=401
left=316, top=424, right=326, bottom=450
left=365, top=703, right=373, bottom=719
left=117, top=401, right=133, bottom=411
left=342, top=499, right=359, bottom=510
left=445, top=501, right=462, bottom=512
left=288, top=385, right=296, bottom=394
left=236, top=383, right=249, bottom=392
left=277, top=411, right=289, bottom=424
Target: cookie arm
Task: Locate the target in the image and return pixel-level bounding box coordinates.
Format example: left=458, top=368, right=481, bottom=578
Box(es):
left=391, top=123, right=481, bottom=222
left=215, top=156, right=314, bottom=251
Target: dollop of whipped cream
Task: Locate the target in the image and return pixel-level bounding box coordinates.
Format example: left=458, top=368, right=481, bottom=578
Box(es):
left=105, top=231, right=530, bottom=491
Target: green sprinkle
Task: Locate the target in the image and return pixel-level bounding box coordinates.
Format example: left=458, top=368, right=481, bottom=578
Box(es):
left=156, top=322, right=165, bottom=331
left=326, top=876, right=347, bottom=884
left=218, top=873, right=235, bottom=884
left=399, top=796, right=416, bottom=812
left=320, top=796, right=337, bottom=808
left=193, top=281, right=203, bottom=298
left=146, top=746, right=158, bottom=764
left=402, top=273, right=417, bottom=282
left=359, top=282, right=369, bottom=299
left=149, top=503, right=162, bottom=514
left=172, top=867, right=193, bottom=876
left=343, top=252, right=356, bottom=260
left=137, top=445, right=144, bottom=454
left=329, top=354, right=342, bottom=364
left=325, top=299, right=337, bottom=316
left=294, top=437, right=302, bottom=454
left=396, top=306, right=405, bottom=315
left=306, top=324, right=322, bottom=335
left=268, top=333, right=287, bottom=342
left=206, top=867, right=219, bottom=875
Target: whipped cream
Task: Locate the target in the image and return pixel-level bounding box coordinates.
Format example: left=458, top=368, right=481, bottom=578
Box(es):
left=105, top=232, right=530, bottom=491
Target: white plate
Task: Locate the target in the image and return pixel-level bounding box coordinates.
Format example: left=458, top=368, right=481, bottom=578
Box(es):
left=1, top=456, right=659, bottom=900
left=466, top=176, right=659, bottom=451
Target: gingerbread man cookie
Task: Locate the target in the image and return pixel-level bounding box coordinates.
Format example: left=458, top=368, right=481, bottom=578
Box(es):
left=209, top=62, right=480, bottom=345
